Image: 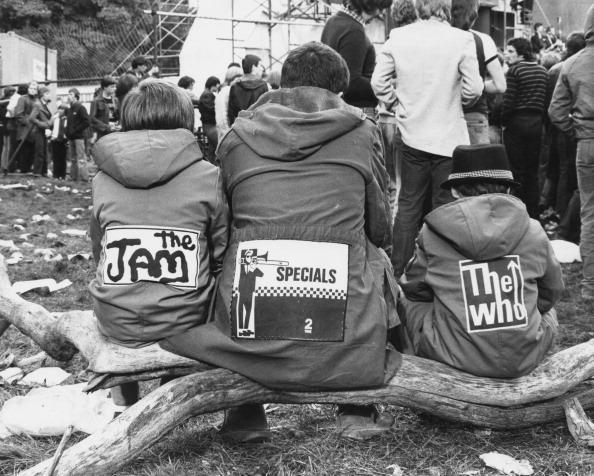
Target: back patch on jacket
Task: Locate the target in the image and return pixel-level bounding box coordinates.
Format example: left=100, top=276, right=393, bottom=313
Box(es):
left=231, top=240, right=348, bottom=340
left=102, top=226, right=200, bottom=289
left=459, top=255, right=528, bottom=333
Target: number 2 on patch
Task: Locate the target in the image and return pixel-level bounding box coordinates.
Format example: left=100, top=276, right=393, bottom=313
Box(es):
left=304, top=318, right=313, bottom=334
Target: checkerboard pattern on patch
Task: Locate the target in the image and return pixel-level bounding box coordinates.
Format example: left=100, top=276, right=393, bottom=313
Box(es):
left=251, top=286, right=346, bottom=300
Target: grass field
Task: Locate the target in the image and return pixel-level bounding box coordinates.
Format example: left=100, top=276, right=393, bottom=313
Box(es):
left=0, top=175, right=593, bottom=476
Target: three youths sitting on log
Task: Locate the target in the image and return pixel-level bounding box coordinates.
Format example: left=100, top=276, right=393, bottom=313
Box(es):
left=88, top=42, right=563, bottom=442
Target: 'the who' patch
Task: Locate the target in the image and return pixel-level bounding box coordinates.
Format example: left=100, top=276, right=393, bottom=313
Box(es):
left=459, top=255, right=528, bottom=333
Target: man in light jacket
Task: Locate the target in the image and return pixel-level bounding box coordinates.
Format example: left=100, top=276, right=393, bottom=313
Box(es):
left=371, top=0, right=483, bottom=277
left=549, top=4, right=594, bottom=302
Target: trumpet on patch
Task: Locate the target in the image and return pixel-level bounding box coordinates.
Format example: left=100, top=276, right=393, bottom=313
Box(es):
left=241, top=252, right=289, bottom=266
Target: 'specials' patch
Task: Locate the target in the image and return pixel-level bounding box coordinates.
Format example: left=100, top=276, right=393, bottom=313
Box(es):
left=102, top=226, right=200, bottom=289
left=231, top=239, right=349, bottom=341
left=460, top=255, right=528, bottom=333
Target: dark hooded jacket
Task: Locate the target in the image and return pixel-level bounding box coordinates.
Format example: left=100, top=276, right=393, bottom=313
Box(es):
left=400, top=194, right=564, bottom=378
left=89, top=129, right=229, bottom=348
left=549, top=5, right=594, bottom=139
left=227, top=76, right=269, bottom=126
left=161, top=87, right=400, bottom=391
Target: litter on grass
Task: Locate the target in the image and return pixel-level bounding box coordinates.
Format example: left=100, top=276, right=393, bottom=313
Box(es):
left=6, top=252, right=24, bottom=265
left=479, top=452, right=534, bottom=475
left=20, top=367, right=71, bottom=387
left=46, top=232, right=58, bottom=239
left=0, top=384, right=114, bottom=437
left=0, top=183, right=30, bottom=190
left=13, top=218, right=25, bottom=225
left=0, top=240, right=19, bottom=251
left=12, top=278, right=72, bottom=294
left=0, top=368, right=24, bottom=384
left=12, top=224, right=25, bottom=231
left=550, top=239, right=581, bottom=263
left=68, top=252, right=91, bottom=261
left=31, top=214, right=53, bottom=223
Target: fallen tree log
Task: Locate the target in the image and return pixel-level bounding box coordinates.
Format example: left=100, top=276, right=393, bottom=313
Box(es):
left=1, top=252, right=594, bottom=473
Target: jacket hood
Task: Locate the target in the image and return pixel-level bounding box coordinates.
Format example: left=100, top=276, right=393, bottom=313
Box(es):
left=236, top=77, right=268, bottom=90
left=585, top=4, right=594, bottom=44
left=230, top=86, right=366, bottom=161
left=425, top=194, right=530, bottom=261
left=93, top=129, right=201, bottom=188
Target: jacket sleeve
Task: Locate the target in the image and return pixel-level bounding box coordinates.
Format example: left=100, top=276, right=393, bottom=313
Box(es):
left=78, top=103, right=91, bottom=131
left=501, top=67, right=518, bottom=124
left=28, top=104, right=51, bottom=129
left=548, top=65, right=574, bottom=134
left=89, top=212, right=103, bottom=265
left=227, top=86, right=239, bottom=126
left=365, top=124, right=392, bottom=254
left=208, top=169, right=230, bottom=276
left=14, top=96, right=29, bottom=128
left=399, top=231, right=434, bottom=301
left=89, top=99, right=110, bottom=134
left=458, top=33, right=484, bottom=107
left=371, top=37, right=398, bottom=110
left=536, top=239, right=565, bottom=313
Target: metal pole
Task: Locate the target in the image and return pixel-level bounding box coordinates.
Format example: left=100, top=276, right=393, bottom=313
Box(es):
left=142, top=10, right=328, bottom=27
left=152, top=1, right=160, bottom=67
left=44, top=26, right=49, bottom=82
left=268, top=0, right=273, bottom=67
left=287, top=0, right=291, bottom=52
left=231, top=0, right=236, bottom=63
left=503, top=0, right=508, bottom=47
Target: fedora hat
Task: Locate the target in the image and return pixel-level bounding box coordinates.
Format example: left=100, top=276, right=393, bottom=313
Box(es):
left=441, top=144, right=519, bottom=189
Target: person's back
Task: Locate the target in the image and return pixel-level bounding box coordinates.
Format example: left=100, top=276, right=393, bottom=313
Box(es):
left=89, top=80, right=228, bottom=348
left=398, top=144, right=564, bottom=377
left=227, top=54, right=268, bottom=126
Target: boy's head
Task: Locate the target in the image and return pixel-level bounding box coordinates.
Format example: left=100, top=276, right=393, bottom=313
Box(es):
left=441, top=144, right=518, bottom=198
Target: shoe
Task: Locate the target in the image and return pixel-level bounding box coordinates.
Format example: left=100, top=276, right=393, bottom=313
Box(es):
left=336, top=404, right=394, bottom=441
left=219, top=404, right=271, bottom=443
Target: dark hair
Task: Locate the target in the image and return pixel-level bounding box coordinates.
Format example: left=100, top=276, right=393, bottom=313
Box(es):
left=450, top=0, right=478, bottom=30
left=453, top=182, right=511, bottom=196
left=281, top=42, right=349, bottom=94
left=391, top=0, right=417, bottom=27
left=120, top=79, right=194, bottom=132
left=177, top=75, right=195, bottom=89
left=68, top=87, right=80, bottom=100
left=242, top=54, right=261, bottom=74
left=100, top=75, right=117, bottom=89
left=343, top=0, right=393, bottom=15
left=507, top=37, right=533, bottom=61
left=534, top=22, right=542, bottom=31
left=115, top=73, right=139, bottom=104
left=565, top=31, right=586, bottom=58
left=17, top=84, right=28, bottom=95
left=227, top=62, right=241, bottom=68
left=131, top=56, right=147, bottom=69
left=38, top=86, right=50, bottom=97
left=204, top=76, right=220, bottom=90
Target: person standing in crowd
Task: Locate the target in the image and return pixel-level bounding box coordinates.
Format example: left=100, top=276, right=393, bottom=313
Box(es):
left=227, top=54, right=268, bottom=126
left=126, top=56, right=158, bottom=81
left=50, top=104, right=68, bottom=180
left=90, top=76, right=117, bottom=140
left=321, top=0, right=393, bottom=118
left=161, top=41, right=399, bottom=443
left=377, top=0, right=417, bottom=223
left=2, top=84, right=26, bottom=174
left=177, top=75, right=200, bottom=106
left=28, top=86, right=53, bottom=177
left=451, top=0, right=506, bottom=145
left=13, top=81, right=39, bottom=173
left=531, top=22, right=551, bottom=60
left=545, top=32, right=586, bottom=218
left=371, top=0, right=483, bottom=277
left=65, top=87, right=90, bottom=182
left=501, top=37, right=548, bottom=218
left=0, top=87, right=15, bottom=174
left=549, top=5, right=594, bottom=302
left=215, top=63, right=242, bottom=140
left=266, top=69, right=281, bottom=90
left=198, top=76, right=220, bottom=163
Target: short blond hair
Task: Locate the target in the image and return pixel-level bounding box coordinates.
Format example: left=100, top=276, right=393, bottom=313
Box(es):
left=120, top=79, right=194, bottom=132
left=416, top=0, right=451, bottom=22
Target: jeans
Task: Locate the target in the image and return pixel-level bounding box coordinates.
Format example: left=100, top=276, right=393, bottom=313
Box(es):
left=31, top=132, right=47, bottom=176
left=504, top=113, right=543, bottom=218
left=577, top=138, right=594, bottom=295
left=68, top=139, right=88, bottom=182
left=555, top=131, right=578, bottom=216
left=51, top=141, right=67, bottom=179
left=391, top=142, right=453, bottom=277
left=464, top=112, right=490, bottom=145
left=378, top=116, right=401, bottom=223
